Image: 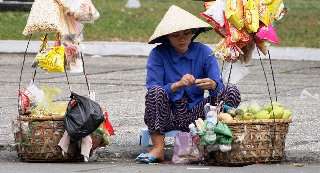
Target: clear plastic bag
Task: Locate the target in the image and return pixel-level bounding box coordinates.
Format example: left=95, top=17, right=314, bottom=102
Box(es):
left=222, top=61, right=249, bottom=84
left=172, top=132, right=203, bottom=164
left=69, top=0, right=100, bottom=23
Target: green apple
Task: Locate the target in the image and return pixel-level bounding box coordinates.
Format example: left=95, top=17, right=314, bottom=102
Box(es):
left=263, top=103, right=273, bottom=112
left=282, top=110, right=292, bottom=119
left=273, top=102, right=282, bottom=107
left=233, top=115, right=243, bottom=120
left=235, top=109, right=244, bottom=115
left=243, top=112, right=254, bottom=120
left=263, top=102, right=282, bottom=112
left=269, top=107, right=284, bottom=119
left=247, top=104, right=261, bottom=114
left=254, top=110, right=270, bottom=119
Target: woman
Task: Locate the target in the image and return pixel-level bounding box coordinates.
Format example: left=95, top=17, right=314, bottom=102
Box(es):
left=136, top=5, right=241, bottom=163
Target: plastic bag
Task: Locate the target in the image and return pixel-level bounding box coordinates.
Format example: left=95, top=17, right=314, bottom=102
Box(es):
left=18, top=90, right=30, bottom=115
left=23, top=0, right=68, bottom=35
left=201, top=0, right=226, bottom=28
left=103, top=111, right=114, bottom=135
left=69, top=0, right=100, bottom=23
left=214, top=122, right=234, bottom=144
left=172, top=132, right=203, bottom=164
left=36, top=46, right=65, bottom=72
left=24, top=81, right=44, bottom=104
left=222, top=61, right=249, bottom=84
left=224, top=13, right=250, bottom=46
left=244, top=0, right=259, bottom=33
left=64, top=92, right=105, bottom=142
left=259, top=3, right=270, bottom=26
left=255, top=23, right=279, bottom=44
left=31, top=86, right=64, bottom=117
left=268, top=0, right=282, bottom=23
left=254, top=37, right=269, bottom=55
left=226, top=0, right=244, bottom=30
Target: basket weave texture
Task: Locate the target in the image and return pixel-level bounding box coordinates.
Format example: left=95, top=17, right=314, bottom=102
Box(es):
left=14, top=115, right=81, bottom=162
left=212, top=119, right=292, bottom=166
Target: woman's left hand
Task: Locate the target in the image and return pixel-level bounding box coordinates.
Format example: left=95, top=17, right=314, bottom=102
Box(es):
left=195, top=78, right=217, bottom=90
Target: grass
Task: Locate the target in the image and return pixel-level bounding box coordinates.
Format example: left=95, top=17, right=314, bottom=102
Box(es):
left=0, top=0, right=319, bottom=48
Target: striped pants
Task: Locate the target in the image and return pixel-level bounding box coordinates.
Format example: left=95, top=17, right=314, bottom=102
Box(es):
left=144, top=85, right=241, bottom=134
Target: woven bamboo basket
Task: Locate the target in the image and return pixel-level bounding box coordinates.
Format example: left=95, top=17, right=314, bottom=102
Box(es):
left=13, top=115, right=82, bottom=162
left=212, top=118, right=292, bottom=166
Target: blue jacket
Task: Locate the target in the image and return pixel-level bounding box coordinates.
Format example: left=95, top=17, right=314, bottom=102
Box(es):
left=146, top=42, right=224, bottom=109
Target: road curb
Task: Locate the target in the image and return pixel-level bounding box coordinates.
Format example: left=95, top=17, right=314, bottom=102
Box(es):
left=0, top=40, right=319, bottom=61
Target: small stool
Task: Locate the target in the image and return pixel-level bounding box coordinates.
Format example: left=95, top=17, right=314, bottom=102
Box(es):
left=139, top=128, right=181, bottom=147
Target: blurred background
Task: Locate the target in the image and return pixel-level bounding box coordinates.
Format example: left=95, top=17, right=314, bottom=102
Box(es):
left=0, top=0, right=319, bottom=48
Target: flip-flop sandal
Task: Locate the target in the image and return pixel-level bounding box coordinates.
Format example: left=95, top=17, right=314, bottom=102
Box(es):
left=135, top=153, right=159, bottom=164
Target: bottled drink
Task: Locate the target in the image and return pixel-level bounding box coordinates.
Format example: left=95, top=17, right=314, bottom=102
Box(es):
left=188, top=123, right=201, bottom=147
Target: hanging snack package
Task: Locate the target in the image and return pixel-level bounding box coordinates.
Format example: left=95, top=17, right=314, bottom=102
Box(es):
left=268, top=0, right=283, bottom=23
left=225, top=13, right=250, bottom=46
left=244, top=0, right=259, bottom=33
left=255, top=23, right=279, bottom=44
left=23, top=0, right=68, bottom=35
left=226, top=0, right=244, bottom=30
left=259, top=2, right=271, bottom=26
left=214, top=25, right=226, bottom=38
left=36, top=46, right=65, bottom=72
left=201, top=0, right=226, bottom=28
left=274, top=2, right=287, bottom=21
left=214, top=39, right=228, bottom=60
left=254, top=37, right=269, bottom=55
left=261, top=0, right=275, bottom=5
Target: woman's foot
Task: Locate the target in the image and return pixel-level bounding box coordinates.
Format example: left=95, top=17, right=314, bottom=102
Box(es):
left=147, top=147, right=164, bottom=162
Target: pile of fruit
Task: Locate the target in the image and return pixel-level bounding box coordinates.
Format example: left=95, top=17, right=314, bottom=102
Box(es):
left=218, top=101, right=292, bottom=122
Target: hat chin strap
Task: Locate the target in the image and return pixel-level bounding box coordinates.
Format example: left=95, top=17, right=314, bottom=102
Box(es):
left=191, top=28, right=210, bottom=42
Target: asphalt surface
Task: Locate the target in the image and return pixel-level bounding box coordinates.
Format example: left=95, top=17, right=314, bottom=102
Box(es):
left=0, top=43, right=320, bottom=167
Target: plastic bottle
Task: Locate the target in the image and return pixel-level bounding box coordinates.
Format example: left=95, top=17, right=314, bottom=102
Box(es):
left=189, top=123, right=201, bottom=147
left=204, top=106, right=217, bottom=145
left=204, top=103, right=211, bottom=117
left=206, top=106, right=217, bottom=126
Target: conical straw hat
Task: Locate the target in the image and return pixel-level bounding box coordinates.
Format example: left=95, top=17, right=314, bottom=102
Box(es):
left=148, top=5, right=213, bottom=44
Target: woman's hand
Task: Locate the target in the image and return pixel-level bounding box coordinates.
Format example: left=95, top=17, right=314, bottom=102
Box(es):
left=171, top=73, right=195, bottom=92
left=195, top=78, right=217, bottom=90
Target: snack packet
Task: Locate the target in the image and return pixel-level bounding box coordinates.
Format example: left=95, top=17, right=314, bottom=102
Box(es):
left=244, top=0, right=259, bottom=33
left=226, top=0, right=244, bottom=30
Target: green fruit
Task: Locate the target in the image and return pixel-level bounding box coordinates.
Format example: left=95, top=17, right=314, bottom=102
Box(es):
left=263, top=102, right=282, bottom=112
left=282, top=110, right=292, bottom=119
left=263, top=103, right=273, bottom=112
left=243, top=112, right=254, bottom=120
left=273, top=102, right=282, bottom=107
left=235, top=109, right=244, bottom=115
left=228, top=109, right=236, bottom=117
left=254, top=110, right=270, bottom=119
left=234, top=115, right=243, bottom=120
left=247, top=104, right=261, bottom=114
left=270, top=107, right=284, bottom=119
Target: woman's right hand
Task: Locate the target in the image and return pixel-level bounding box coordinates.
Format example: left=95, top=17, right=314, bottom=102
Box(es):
left=171, top=73, right=195, bottom=92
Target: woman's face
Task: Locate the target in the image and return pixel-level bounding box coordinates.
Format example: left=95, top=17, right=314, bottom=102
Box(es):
left=167, top=29, right=193, bottom=55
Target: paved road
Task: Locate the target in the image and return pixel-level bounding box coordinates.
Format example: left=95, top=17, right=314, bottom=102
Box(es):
left=0, top=49, right=319, bottom=170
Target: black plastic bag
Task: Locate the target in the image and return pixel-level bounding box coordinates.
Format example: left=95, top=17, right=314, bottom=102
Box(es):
left=64, top=92, right=104, bottom=142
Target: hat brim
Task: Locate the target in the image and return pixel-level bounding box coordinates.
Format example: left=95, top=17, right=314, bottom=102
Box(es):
left=148, top=5, right=213, bottom=44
